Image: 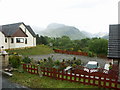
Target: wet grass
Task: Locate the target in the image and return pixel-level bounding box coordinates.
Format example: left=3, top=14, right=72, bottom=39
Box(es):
left=6, top=45, right=54, bottom=55
left=9, top=71, right=98, bottom=88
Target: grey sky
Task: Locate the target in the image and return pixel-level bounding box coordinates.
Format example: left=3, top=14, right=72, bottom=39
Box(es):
left=0, top=0, right=119, bottom=33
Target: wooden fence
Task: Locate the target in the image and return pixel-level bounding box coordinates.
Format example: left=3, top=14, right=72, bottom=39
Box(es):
left=54, top=49, right=88, bottom=56
left=23, top=64, right=120, bottom=89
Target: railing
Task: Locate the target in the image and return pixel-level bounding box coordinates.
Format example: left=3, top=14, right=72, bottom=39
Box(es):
left=23, top=64, right=120, bottom=89
left=54, top=49, right=88, bottom=56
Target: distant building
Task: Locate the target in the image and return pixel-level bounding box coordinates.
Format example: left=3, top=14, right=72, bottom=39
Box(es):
left=0, top=22, right=36, bottom=49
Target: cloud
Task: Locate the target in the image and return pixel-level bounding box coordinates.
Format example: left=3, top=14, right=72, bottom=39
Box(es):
left=0, top=0, right=119, bottom=33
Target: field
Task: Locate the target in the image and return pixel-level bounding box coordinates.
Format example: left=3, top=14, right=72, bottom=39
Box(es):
left=6, top=45, right=54, bottom=55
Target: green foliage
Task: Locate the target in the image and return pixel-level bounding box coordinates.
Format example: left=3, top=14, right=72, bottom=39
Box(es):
left=33, top=35, right=108, bottom=57
left=22, top=56, right=31, bottom=64
left=9, top=55, right=22, bottom=68
left=75, top=59, right=81, bottom=65
left=54, top=60, right=60, bottom=66
left=88, top=38, right=108, bottom=55
left=36, top=35, right=48, bottom=45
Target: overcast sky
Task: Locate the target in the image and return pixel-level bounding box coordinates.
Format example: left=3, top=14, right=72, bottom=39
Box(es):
left=0, top=0, right=119, bottom=33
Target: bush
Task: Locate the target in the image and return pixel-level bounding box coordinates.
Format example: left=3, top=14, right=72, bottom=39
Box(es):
left=22, top=56, right=31, bottom=64
left=9, top=55, right=22, bottom=68
left=75, top=59, right=81, bottom=65
left=88, top=51, right=95, bottom=57
left=54, top=60, right=60, bottom=66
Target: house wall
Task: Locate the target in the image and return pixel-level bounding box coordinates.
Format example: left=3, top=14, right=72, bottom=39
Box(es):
left=19, top=24, right=36, bottom=47
left=7, top=37, right=16, bottom=49
left=14, top=37, right=26, bottom=48
left=1, top=24, right=36, bottom=49
left=0, top=32, right=5, bottom=49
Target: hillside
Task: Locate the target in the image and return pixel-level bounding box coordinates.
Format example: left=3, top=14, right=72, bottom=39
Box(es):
left=39, top=23, right=87, bottom=40
left=102, top=34, right=109, bottom=40
left=32, top=23, right=109, bottom=40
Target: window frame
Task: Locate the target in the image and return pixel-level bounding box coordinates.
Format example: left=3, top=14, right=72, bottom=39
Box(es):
left=16, top=38, right=24, bottom=43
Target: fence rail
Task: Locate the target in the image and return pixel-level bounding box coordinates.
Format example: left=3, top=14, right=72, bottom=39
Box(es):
left=23, top=64, right=120, bottom=89
left=54, top=49, right=88, bottom=56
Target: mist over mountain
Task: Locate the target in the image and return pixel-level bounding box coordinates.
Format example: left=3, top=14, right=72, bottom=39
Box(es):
left=93, top=32, right=108, bottom=38
left=39, top=23, right=87, bottom=40
left=102, top=34, right=109, bottom=40
left=81, top=31, right=93, bottom=38
left=31, top=26, right=45, bottom=34
left=32, top=23, right=109, bottom=40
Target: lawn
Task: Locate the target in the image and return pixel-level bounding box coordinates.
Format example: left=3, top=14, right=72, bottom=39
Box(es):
left=6, top=45, right=54, bottom=55
left=9, top=71, right=98, bottom=88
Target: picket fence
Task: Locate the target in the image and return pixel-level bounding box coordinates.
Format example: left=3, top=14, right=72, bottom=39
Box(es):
left=54, top=49, right=88, bottom=56
left=22, top=64, right=120, bottom=89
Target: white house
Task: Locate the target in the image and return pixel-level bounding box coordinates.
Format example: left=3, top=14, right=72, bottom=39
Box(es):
left=0, top=22, right=36, bottom=49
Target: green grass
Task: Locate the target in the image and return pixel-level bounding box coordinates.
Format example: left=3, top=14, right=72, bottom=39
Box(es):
left=6, top=45, right=54, bottom=55
left=9, top=71, right=98, bottom=88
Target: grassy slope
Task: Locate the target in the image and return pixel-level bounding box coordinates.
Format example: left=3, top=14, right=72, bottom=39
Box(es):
left=9, top=71, right=97, bottom=88
left=7, top=45, right=54, bottom=55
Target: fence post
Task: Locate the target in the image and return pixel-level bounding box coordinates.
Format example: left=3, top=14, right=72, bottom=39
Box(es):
left=70, top=71, right=72, bottom=82
left=53, top=68, right=57, bottom=79
left=114, top=76, right=118, bottom=89
left=23, top=64, right=26, bottom=72
left=62, top=70, right=64, bottom=81
left=38, top=66, right=42, bottom=77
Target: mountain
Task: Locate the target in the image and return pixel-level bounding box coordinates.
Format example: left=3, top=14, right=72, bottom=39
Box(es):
left=40, top=23, right=87, bottom=40
left=32, top=23, right=109, bottom=40
left=93, top=32, right=108, bottom=38
left=102, top=34, right=109, bottom=40
left=31, top=26, right=45, bottom=34
left=81, top=31, right=93, bottom=38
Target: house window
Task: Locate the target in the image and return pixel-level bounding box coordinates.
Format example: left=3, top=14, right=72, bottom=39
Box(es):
left=16, top=38, right=24, bottom=43
left=5, top=38, right=7, bottom=43
left=11, top=38, right=14, bottom=43
left=25, top=38, right=27, bottom=44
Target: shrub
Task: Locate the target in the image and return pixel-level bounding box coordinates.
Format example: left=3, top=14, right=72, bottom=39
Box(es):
left=9, top=55, right=22, bottom=68
left=73, top=57, right=76, bottom=60
left=22, top=56, right=31, bottom=64
left=59, top=62, right=67, bottom=70
left=88, top=51, right=94, bottom=57
left=75, top=59, right=81, bottom=65
left=54, top=60, right=60, bottom=66
left=72, top=64, right=77, bottom=68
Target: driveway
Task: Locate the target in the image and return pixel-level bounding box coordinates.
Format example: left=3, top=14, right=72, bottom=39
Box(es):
left=2, top=75, right=31, bottom=90
left=29, top=53, right=107, bottom=68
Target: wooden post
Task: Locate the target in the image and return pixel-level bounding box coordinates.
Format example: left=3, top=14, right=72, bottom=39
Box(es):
left=113, top=59, right=120, bottom=80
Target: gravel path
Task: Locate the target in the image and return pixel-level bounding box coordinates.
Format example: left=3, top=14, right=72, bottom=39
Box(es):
left=29, top=53, right=107, bottom=68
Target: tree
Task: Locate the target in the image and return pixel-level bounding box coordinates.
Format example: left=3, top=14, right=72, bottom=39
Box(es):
left=40, top=36, right=48, bottom=45
left=36, top=34, right=41, bottom=45
left=36, top=35, right=48, bottom=45
left=88, top=38, right=108, bottom=55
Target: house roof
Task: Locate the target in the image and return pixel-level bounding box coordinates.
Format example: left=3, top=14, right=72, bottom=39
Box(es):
left=26, top=25, right=36, bottom=37
left=0, top=22, right=36, bottom=37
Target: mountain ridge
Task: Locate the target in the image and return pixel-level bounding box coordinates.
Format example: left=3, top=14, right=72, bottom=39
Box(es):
left=32, top=23, right=109, bottom=40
